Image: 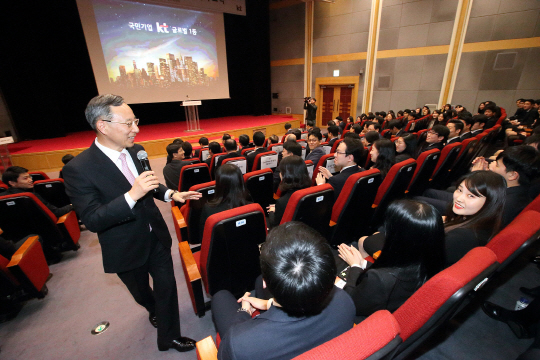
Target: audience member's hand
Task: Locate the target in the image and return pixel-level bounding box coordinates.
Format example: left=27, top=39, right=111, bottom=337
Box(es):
left=128, top=171, right=159, bottom=201
left=267, top=204, right=275, bottom=213
left=236, top=292, right=254, bottom=315
left=315, top=172, right=326, bottom=185
left=337, top=244, right=363, bottom=267
left=172, top=191, right=202, bottom=203
left=318, top=167, right=332, bottom=179
left=238, top=293, right=269, bottom=311
left=471, top=157, right=488, bottom=171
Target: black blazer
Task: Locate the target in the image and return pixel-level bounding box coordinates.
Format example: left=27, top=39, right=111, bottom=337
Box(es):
left=217, top=151, right=241, bottom=168
left=460, top=131, right=473, bottom=140
left=63, top=143, right=172, bottom=273
left=245, top=147, right=268, bottom=171
left=163, top=159, right=190, bottom=190
left=446, top=137, right=461, bottom=145
left=445, top=227, right=491, bottom=267
left=327, top=166, right=364, bottom=202
left=420, top=142, right=444, bottom=154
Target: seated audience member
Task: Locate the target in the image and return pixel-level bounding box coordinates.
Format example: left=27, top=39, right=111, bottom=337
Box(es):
left=388, top=119, right=405, bottom=137
left=284, top=123, right=292, bottom=134
left=369, top=139, right=396, bottom=179
left=213, top=222, right=355, bottom=360
left=513, top=98, right=525, bottom=118
left=326, top=125, right=340, bottom=147
left=198, top=164, right=251, bottom=243
left=415, top=107, right=422, bottom=115
left=446, top=120, right=464, bottom=144
left=316, top=138, right=365, bottom=201
left=268, top=156, right=311, bottom=227
left=204, top=141, right=223, bottom=166
left=351, top=124, right=362, bottom=135
left=364, top=171, right=506, bottom=267
left=166, top=138, right=184, bottom=164
left=395, top=134, right=417, bottom=162
left=420, top=125, right=449, bottom=153
left=470, top=115, right=487, bottom=136
left=268, top=134, right=279, bottom=145
left=59, top=154, right=74, bottom=179
left=273, top=141, right=302, bottom=193
left=194, top=137, right=209, bottom=158
left=0, top=234, right=59, bottom=265
left=455, top=105, right=472, bottom=118
left=366, top=121, right=381, bottom=133
left=163, top=142, right=192, bottom=190
left=362, top=130, right=380, bottom=149
left=305, top=130, right=325, bottom=166
left=483, top=104, right=499, bottom=129
left=292, top=128, right=302, bottom=140
left=337, top=116, right=346, bottom=133
left=222, top=133, right=232, bottom=145
left=284, top=133, right=298, bottom=143
left=406, top=112, right=417, bottom=123
left=459, top=115, right=474, bottom=140
left=306, top=120, right=315, bottom=132
left=326, top=120, right=336, bottom=127
left=525, top=134, right=540, bottom=150
left=337, top=199, right=444, bottom=319
left=516, top=99, right=538, bottom=126
left=422, top=106, right=431, bottom=116
left=2, top=166, right=73, bottom=218
left=216, top=139, right=241, bottom=168
left=477, top=102, right=486, bottom=115
left=238, top=134, right=254, bottom=150
left=244, top=131, right=268, bottom=170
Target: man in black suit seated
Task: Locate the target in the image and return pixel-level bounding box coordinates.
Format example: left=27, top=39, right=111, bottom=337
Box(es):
left=316, top=137, right=365, bottom=202
left=327, top=125, right=340, bottom=147
left=284, top=123, right=293, bottom=134
left=217, top=139, right=241, bottom=168
left=305, top=130, right=325, bottom=167
left=245, top=131, right=268, bottom=171
left=193, top=137, right=208, bottom=158
left=238, top=134, right=254, bottom=151
left=273, top=140, right=302, bottom=193
left=459, top=115, right=474, bottom=140
left=204, top=141, right=223, bottom=167
left=420, top=125, right=449, bottom=153
left=446, top=120, right=463, bottom=145
left=483, top=104, right=499, bottom=130
left=212, top=222, right=355, bottom=360
left=506, top=99, right=539, bottom=137
left=470, top=114, right=487, bottom=136
left=163, top=142, right=192, bottom=190
left=388, top=119, right=404, bottom=137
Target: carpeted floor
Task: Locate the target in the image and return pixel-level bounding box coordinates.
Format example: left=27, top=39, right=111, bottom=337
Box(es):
left=1, top=156, right=539, bottom=359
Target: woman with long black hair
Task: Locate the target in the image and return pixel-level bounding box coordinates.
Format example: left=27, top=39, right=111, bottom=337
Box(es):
left=369, top=139, right=396, bottom=179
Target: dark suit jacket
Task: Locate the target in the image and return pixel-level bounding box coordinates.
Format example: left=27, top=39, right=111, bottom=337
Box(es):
left=270, top=189, right=300, bottom=227
left=245, top=147, right=268, bottom=171
left=218, top=287, right=355, bottom=360
left=63, top=143, right=172, bottom=273
left=471, top=129, right=484, bottom=136
left=327, top=166, right=364, bottom=202
left=502, top=186, right=531, bottom=228
left=445, top=228, right=491, bottom=267
left=460, top=131, right=473, bottom=140
left=420, top=141, right=444, bottom=154
left=305, top=146, right=326, bottom=167
left=484, top=117, right=497, bottom=129
left=3, top=187, right=73, bottom=218
left=163, top=159, right=190, bottom=190
left=446, top=137, right=461, bottom=145
left=327, top=137, right=338, bottom=147
left=216, top=151, right=241, bottom=168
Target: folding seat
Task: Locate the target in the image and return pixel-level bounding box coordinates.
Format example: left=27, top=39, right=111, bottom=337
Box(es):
left=177, top=163, right=211, bottom=192
left=311, top=154, right=336, bottom=184
left=448, top=137, right=478, bottom=182
left=406, top=149, right=440, bottom=197
left=371, top=159, right=417, bottom=227
left=172, top=181, right=215, bottom=245
left=0, top=193, right=80, bottom=252
left=301, top=131, right=309, bottom=140
left=0, top=183, right=8, bottom=193
left=321, top=141, right=333, bottom=155
left=209, top=152, right=227, bottom=179
left=263, top=138, right=269, bottom=147
left=404, top=121, right=414, bottom=132
left=281, top=134, right=288, bottom=143
left=178, top=204, right=267, bottom=317
left=198, top=147, right=211, bottom=161
left=243, top=169, right=273, bottom=215
left=330, top=139, right=342, bottom=153
left=182, top=158, right=200, bottom=165
left=297, top=139, right=307, bottom=148
left=364, top=150, right=372, bottom=168
left=240, top=148, right=253, bottom=156
left=328, top=169, right=382, bottom=246
left=522, top=193, right=540, bottom=213
left=28, top=171, right=49, bottom=182
left=429, top=143, right=462, bottom=189
left=280, top=184, right=334, bottom=236
left=33, top=178, right=71, bottom=208
left=221, top=157, right=248, bottom=174
left=381, top=129, right=392, bottom=139
left=305, top=160, right=314, bottom=179
left=1, top=235, right=50, bottom=322
left=252, top=151, right=278, bottom=172
left=390, top=247, right=499, bottom=360
left=268, top=142, right=284, bottom=155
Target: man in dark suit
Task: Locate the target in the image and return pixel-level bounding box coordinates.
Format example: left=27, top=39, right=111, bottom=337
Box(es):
left=316, top=137, right=365, bottom=202
left=193, top=137, right=208, bottom=158
left=459, top=115, right=474, bottom=140
left=326, top=125, right=340, bottom=147
left=216, top=139, right=241, bottom=168
left=470, top=115, right=487, bottom=136
left=211, top=222, right=355, bottom=360
left=63, top=94, right=201, bottom=353
left=483, top=104, right=499, bottom=129
left=446, top=120, right=463, bottom=145
left=245, top=131, right=268, bottom=171
left=163, top=142, right=192, bottom=190
left=420, top=125, right=449, bottom=153
left=305, top=130, right=325, bottom=167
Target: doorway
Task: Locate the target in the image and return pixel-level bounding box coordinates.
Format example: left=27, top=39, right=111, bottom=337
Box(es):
left=314, top=76, right=359, bottom=128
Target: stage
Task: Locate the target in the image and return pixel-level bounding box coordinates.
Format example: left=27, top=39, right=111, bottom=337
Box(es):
left=8, top=114, right=302, bottom=172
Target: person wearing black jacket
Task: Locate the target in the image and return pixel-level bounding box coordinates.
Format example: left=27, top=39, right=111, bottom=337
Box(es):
left=303, top=97, right=317, bottom=122
left=245, top=131, right=268, bottom=171
left=216, top=139, right=241, bottom=168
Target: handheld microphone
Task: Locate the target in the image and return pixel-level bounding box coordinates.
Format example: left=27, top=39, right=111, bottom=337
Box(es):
left=136, top=150, right=159, bottom=193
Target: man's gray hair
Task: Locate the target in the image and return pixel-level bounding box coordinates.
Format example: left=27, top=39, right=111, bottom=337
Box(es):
left=85, top=94, right=125, bottom=129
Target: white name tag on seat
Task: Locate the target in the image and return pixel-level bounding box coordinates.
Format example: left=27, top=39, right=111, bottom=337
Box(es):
left=260, top=154, right=278, bottom=169
left=229, top=160, right=247, bottom=174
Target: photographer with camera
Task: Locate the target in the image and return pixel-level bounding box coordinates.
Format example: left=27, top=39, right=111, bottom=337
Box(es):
left=304, top=97, right=317, bottom=123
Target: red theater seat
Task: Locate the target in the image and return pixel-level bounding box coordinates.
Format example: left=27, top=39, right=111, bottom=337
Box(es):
left=429, top=142, right=462, bottom=189
left=209, top=152, right=227, bottom=179
left=33, top=178, right=71, bottom=208
left=406, top=149, right=440, bottom=197
left=243, top=169, right=273, bottom=215
left=311, top=153, right=336, bottom=184
left=28, top=171, right=49, bottom=182
left=221, top=157, right=248, bottom=174
left=449, top=137, right=478, bottom=182
left=252, top=151, right=278, bottom=172
left=178, top=163, right=211, bottom=192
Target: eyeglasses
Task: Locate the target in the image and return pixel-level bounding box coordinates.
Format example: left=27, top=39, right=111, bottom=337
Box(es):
left=427, top=130, right=438, bottom=135
left=102, top=118, right=140, bottom=127
left=307, top=138, right=319, bottom=143
left=335, top=151, right=349, bottom=156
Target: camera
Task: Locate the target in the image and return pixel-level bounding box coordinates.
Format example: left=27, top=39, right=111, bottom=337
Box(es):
left=304, top=97, right=312, bottom=102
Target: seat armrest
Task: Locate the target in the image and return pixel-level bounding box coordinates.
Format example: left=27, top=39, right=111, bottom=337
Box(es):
left=179, top=241, right=206, bottom=316
left=196, top=336, right=218, bottom=360
left=8, top=236, right=50, bottom=296
left=57, top=210, right=81, bottom=246
left=172, top=206, right=188, bottom=242
left=179, top=241, right=201, bottom=282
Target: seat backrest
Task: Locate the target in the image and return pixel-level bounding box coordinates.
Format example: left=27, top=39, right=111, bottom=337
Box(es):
left=392, top=247, right=498, bottom=360
left=199, top=148, right=210, bottom=161
left=450, top=137, right=478, bottom=181
left=406, top=149, right=440, bottom=197
left=209, top=152, right=227, bottom=179
left=179, top=163, right=211, bottom=192
left=241, top=148, right=253, bottom=156
left=381, top=129, right=391, bottom=139
left=200, top=203, right=267, bottom=297
left=330, top=169, right=382, bottom=246
left=0, top=253, right=20, bottom=297
left=243, top=169, right=273, bottom=214
left=311, top=154, right=336, bottom=184
left=486, top=210, right=540, bottom=271
left=28, top=171, right=49, bottom=182
left=305, top=160, right=314, bottom=180
left=301, top=131, right=309, bottom=140
left=253, top=151, right=278, bottom=172
left=0, top=193, right=62, bottom=246
left=522, top=193, right=540, bottom=213
left=280, top=184, right=334, bottom=236
left=430, top=143, right=462, bottom=187
left=222, top=157, right=248, bottom=174
left=372, top=159, right=417, bottom=224
left=293, top=310, right=401, bottom=360
left=330, top=138, right=342, bottom=153
left=268, top=143, right=284, bottom=155
left=33, top=178, right=71, bottom=207
left=182, top=158, right=200, bottom=165
left=184, top=181, right=216, bottom=244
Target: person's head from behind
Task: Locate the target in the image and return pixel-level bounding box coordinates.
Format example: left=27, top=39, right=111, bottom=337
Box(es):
left=352, top=124, right=362, bottom=135
left=173, top=138, right=183, bottom=145
left=260, top=221, right=336, bottom=317
left=284, top=123, right=291, bottom=131
left=364, top=131, right=380, bottom=147
left=208, top=141, right=221, bottom=156
left=327, top=125, right=339, bottom=138
left=211, top=164, right=249, bottom=208
left=269, top=135, right=279, bottom=145
left=167, top=143, right=184, bottom=161
left=388, top=119, right=403, bottom=135
left=447, top=120, right=463, bottom=139
left=282, top=140, right=302, bottom=158
left=253, top=131, right=265, bottom=147
left=370, top=139, right=395, bottom=177
left=199, top=137, right=209, bottom=146
left=446, top=171, right=506, bottom=239
left=327, top=120, right=336, bottom=127
left=306, top=120, right=315, bottom=130
left=224, top=139, right=238, bottom=153
left=524, top=134, right=540, bottom=150
left=335, top=138, right=364, bottom=167
left=307, top=130, right=322, bottom=150
left=395, top=134, right=417, bottom=157
left=181, top=141, right=193, bottom=158
left=2, top=166, right=33, bottom=189
left=292, top=129, right=302, bottom=140
left=374, top=199, right=445, bottom=278
left=285, top=133, right=297, bottom=143
left=238, top=134, right=250, bottom=147
left=344, top=132, right=361, bottom=140
left=222, top=133, right=231, bottom=144
left=491, top=145, right=540, bottom=187
left=62, top=154, right=75, bottom=165
left=278, top=155, right=311, bottom=192
left=471, top=115, right=487, bottom=131
left=427, top=125, right=449, bottom=144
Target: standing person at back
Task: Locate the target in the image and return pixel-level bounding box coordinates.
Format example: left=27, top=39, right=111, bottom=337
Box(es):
left=245, top=131, right=267, bottom=171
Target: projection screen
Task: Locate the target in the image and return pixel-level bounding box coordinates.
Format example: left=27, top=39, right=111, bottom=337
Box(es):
left=76, top=0, right=230, bottom=104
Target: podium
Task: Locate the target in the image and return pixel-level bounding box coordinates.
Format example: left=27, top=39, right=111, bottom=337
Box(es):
left=181, top=100, right=202, bottom=132
left=0, top=136, right=14, bottom=173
